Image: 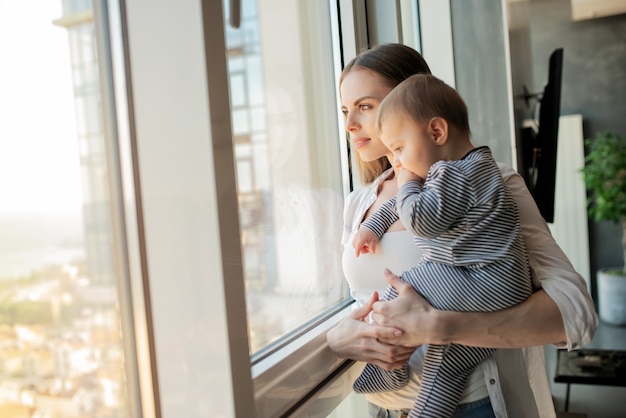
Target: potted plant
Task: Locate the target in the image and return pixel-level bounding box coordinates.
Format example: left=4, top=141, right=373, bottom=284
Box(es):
left=580, top=130, right=626, bottom=325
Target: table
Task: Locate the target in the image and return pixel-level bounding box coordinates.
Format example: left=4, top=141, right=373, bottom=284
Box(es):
left=554, top=349, right=626, bottom=411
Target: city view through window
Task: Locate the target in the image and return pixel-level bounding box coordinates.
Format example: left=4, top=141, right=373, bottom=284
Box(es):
left=0, top=1, right=129, bottom=417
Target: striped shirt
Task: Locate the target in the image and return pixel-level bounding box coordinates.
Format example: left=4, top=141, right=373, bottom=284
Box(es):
left=354, top=147, right=533, bottom=417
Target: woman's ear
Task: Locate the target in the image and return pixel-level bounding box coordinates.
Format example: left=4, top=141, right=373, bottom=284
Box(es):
left=429, top=117, right=448, bottom=145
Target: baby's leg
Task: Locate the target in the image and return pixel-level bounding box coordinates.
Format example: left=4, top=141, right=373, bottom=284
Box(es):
left=398, top=262, right=529, bottom=417
left=352, top=267, right=420, bottom=394
left=353, top=362, right=409, bottom=394
left=352, top=271, right=413, bottom=393
left=408, top=343, right=495, bottom=418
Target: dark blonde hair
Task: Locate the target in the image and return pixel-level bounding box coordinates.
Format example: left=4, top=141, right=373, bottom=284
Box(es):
left=376, top=74, right=470, bottom=138
left=340, top=44, right=431, bottom=183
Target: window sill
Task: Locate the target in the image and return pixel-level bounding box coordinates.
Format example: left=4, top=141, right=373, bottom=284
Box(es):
left=252, top=300, right=358, bottom=417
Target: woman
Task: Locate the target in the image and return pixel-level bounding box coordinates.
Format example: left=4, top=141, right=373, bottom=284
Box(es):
left=327, top=43, right=598, bottom=418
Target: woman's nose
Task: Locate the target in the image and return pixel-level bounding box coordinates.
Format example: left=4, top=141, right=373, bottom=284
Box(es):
left=345, top=112, right=359, bottom=132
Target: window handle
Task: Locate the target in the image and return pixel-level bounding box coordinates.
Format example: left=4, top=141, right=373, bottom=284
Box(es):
left=230, top=0, right=241, bottom=28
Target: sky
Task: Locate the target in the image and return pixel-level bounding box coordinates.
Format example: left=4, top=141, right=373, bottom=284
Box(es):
left=0, top=0, right=83, bottom=215
left=0, top=0, right=85, bottom=278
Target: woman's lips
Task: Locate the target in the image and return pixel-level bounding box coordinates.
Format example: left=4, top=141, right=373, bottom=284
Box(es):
left=353, top=137, right=370, bottom=149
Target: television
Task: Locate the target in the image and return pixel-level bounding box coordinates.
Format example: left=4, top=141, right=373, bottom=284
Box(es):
left=518, top=48, right=564, bottom=223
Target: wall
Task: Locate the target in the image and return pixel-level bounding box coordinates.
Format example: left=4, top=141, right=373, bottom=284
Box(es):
left=528, top=0, right=626, bottom=302
left=450, top=0, right=516, bottom=166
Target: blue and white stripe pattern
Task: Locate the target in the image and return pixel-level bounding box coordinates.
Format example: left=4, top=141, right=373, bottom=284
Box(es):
left=354, top=147, right=532, bottom=418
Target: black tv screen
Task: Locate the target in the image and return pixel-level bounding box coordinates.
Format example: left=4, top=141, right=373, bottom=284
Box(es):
left=519, top=48, right=563, bottom=223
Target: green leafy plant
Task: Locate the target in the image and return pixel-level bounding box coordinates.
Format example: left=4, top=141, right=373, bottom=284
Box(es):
left=580, top=131, right=626, bottom=275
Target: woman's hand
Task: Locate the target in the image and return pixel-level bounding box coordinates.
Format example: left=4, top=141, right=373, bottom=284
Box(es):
left=327, top=291, right=417, bottom=371
left=371, top=269, right=451, bottom=347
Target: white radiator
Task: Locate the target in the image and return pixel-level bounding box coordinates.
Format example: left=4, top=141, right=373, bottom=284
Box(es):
left=548, top=114, right=591, bottom=291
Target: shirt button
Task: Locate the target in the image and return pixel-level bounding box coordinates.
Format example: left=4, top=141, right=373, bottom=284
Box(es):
left=490, top=379, right=496, bottom=385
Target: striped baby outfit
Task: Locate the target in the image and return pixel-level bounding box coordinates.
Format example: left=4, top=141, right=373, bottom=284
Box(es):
left=353, top=147, right=532, bottom=418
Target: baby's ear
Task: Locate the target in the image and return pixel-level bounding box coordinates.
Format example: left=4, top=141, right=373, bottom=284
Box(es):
left=429, top=117, right=448, bottom=145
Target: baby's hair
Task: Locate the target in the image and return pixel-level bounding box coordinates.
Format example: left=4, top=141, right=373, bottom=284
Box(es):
left=376, top=74, right=471, bottom=137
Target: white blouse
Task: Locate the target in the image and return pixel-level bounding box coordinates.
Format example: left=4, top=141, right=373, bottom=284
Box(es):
left=341, top=165, right=598, bottom=418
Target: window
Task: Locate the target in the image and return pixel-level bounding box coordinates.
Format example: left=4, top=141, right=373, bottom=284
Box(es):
left=0, top=1, right=133, bottom=416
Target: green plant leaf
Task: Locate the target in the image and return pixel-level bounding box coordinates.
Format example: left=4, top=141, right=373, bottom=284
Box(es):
left=580, top=131, right=626, bottom=224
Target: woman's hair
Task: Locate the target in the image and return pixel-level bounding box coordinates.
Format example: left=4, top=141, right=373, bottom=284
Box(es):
left=340, top=44, right=432, bottom=183
left=376, top=74, right=470, bottom=138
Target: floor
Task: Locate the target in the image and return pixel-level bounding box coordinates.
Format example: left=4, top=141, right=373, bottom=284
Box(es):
left=546, top=322, right=626, bottom=418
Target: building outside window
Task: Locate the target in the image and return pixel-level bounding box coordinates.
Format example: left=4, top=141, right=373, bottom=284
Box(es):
left=0, top=1, right=129, bottom=416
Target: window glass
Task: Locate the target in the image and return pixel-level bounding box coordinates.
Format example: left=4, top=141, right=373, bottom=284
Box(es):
left=223, top=0, right=348, bottom=355
left=0, top=1, right=130, bottom=416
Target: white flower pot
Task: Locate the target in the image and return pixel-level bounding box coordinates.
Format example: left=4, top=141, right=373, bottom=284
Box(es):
left=598, top=268, right=626, bottom=326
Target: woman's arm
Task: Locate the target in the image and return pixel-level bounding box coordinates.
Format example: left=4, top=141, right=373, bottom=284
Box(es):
left=502, top=164, right=597, bottom=348
left=373, top=165, right=598, bottom=349
left=372, top=270, right=566, bottom=348
left=326, top=292, right=417, bottom=370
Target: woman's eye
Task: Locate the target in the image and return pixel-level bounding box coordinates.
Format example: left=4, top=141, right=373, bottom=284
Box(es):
left=359, top=104, right=372, bottom=111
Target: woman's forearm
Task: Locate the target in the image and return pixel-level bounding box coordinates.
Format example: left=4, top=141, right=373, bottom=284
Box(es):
left=373, top=271, right=567, bottom=349
left=441, top=290, right=567, bottom=348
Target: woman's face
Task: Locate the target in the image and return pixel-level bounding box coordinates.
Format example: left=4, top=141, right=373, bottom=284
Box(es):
left=340, top=69, right=394, bottom=162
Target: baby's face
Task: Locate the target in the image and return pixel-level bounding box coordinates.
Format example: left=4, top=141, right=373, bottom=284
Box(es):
left=379, top=113, right=438, bottom=179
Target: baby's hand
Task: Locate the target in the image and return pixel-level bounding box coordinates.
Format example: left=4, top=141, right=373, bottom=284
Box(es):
left=397, top=168, right=422, bottom=187
left=352, top=226, right=380, bottom=257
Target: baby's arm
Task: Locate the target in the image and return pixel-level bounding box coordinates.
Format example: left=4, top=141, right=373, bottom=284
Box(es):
left=396, top=166, right=471, bottom=239
left=353, top=197, right=399, bottom=256
left=352, top=227, right=380, bottom=256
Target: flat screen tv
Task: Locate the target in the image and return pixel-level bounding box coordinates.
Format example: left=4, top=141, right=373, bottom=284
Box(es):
left=518, top=48, right=563, bottom=223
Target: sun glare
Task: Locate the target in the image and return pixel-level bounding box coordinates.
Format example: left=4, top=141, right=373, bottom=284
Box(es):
left=0, top=0, right=82, bottom=214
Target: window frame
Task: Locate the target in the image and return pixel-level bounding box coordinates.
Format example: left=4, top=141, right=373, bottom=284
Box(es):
left=109, top=0, right=255, bottom=416
left=94, top=0, right=159, bottom=416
